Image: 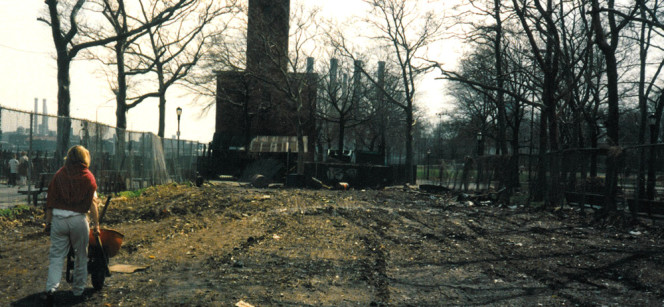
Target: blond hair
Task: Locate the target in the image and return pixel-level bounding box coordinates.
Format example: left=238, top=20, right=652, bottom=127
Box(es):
left=66, top=145, right=91, bottom=168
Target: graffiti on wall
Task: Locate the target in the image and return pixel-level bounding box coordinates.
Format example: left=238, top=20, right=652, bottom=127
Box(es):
left=326, top=167, right=358, bottom=182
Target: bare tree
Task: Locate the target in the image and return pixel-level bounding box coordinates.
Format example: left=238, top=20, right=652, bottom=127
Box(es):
left=92, top=0, right=135, bottom=132
left=124, top=0, right=237, bottom=138
left=441, top=0, right=598, bottom=205
left=449, top=0, right=527, bottom=193
left=590, top=0, right=637, bottom=212
left=329, top=0, right=443, bottom=184
left=631, top=0, right=664, bottom=205
left=438, top=0, right=664, bottom=213
left=317, top=58, right=374, bottom=154
left=39, top=0, right=193, bottom=160
left=464, top=0, right=509, bottom=155
left=180, top=3, right=248, bottom=114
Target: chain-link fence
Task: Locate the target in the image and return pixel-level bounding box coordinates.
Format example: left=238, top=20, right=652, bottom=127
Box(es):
left=417, top=156, right=515, bottom=192
left=0, top=106, right=204, bottom=208
left=418, top=145, right=664, bottom=214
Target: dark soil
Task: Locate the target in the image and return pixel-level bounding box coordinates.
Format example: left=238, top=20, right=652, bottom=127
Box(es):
left=2, top=182, right=664, bottom=306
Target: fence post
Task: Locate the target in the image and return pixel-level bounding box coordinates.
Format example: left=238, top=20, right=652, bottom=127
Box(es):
left=27, top=113, right=33, bottom=204
left=189, top=141, right=194, bottom=180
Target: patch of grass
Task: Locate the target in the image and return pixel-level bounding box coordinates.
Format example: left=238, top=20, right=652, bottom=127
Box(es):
left=118, top=188, right=148, bottom=199
left=0, top=205, right=31, bottom=219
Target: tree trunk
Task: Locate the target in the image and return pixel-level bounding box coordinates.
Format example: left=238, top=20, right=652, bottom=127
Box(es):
left=405, top=105, right=414, bottom=184
left=115, top=127, right=126, bottom=168
left=56, top=56, right=72, bottom=162
left=115, top=39, right=128, bottom=129
left=570, top=117, right=585, bottom=189
left=114, top=40, right=128, bottom=167
left=646, top=131, right=657, bottom=200
left=337, top=115, right=345, bottom=152
left=590, top=124, right=598, bottom=177
left=158, top=93, right=166, bottom=139
left=647, top=99, right=664, bottom=200
left=600, top=50, right=620, bottom=213
left=547, top=103, right=561, bottom=208
left=533, top=109, right=548, bottom=201
left=510, top=118, right=521, bottom=191
left=157, top=63, right=166, bottom=139
left=636, top=3, right=649, bottom=211
left=591, top=0, right=621, bottom=213
left=544, top=67, right=561, bottom=208
left=493, top=0, right=508, bottom=155
left=115, top=101, right=128, bottom=167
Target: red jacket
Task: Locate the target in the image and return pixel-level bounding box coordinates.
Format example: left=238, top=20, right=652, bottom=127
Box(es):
left=46, top=163, right=97, bottom=214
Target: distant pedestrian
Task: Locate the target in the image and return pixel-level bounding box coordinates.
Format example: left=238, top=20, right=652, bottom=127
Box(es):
left=18, top=151, right=30, bottom=187
left=8, top=154, right=18, bottom=186
left=32, top=151, right=43, bottom=179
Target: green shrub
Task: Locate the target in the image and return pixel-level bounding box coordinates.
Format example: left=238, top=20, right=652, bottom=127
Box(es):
left=0, top=205, right=31, bottom=219
left=118, top=188, right=147, bottom=199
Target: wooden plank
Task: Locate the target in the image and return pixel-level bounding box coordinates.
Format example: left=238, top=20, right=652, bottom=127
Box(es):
left=627, top=199, right=664, bottom=215
left=109, top=264, right=149, bottom=273
left=565, top=192, right=605, bottom=208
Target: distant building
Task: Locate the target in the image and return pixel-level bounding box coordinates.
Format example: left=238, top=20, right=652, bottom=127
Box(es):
left=213, top=0, right=317, bottom=161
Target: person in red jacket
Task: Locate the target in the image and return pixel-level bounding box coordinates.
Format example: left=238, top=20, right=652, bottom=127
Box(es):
left=43, top=145, right=100, bottom=303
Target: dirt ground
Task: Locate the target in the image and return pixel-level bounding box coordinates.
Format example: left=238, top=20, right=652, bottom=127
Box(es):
left=1, top=182, right=664, bottom=306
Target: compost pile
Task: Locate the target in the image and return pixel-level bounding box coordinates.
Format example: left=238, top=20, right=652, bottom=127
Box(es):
left=2, top=182, right=664, bottom=306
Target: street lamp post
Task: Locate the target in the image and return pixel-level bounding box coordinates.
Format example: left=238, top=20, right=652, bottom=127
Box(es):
left=647, top=114, right=657, bottom=200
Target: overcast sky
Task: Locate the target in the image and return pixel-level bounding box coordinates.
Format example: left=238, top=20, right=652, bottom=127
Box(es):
left=0, top=0, right=459, bottom=143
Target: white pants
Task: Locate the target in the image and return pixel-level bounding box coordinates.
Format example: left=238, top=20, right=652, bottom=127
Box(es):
left=45, top=214, right=89, bottom=295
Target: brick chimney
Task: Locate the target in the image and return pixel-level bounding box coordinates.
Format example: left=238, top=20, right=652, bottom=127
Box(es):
left=246, top=0, right=290, bottom=77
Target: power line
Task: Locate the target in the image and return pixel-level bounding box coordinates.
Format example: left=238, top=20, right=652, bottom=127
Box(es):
left=0, top=43, right=51, bottom=55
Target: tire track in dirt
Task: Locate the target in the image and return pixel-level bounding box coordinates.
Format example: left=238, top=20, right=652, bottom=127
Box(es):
left=328, top=206, right=391, bottom=305
left=360, top=235, right=390, bottom=306
left=205, top=213, right=289, bottom=269
left=397, top=209, right=457, bottom=243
